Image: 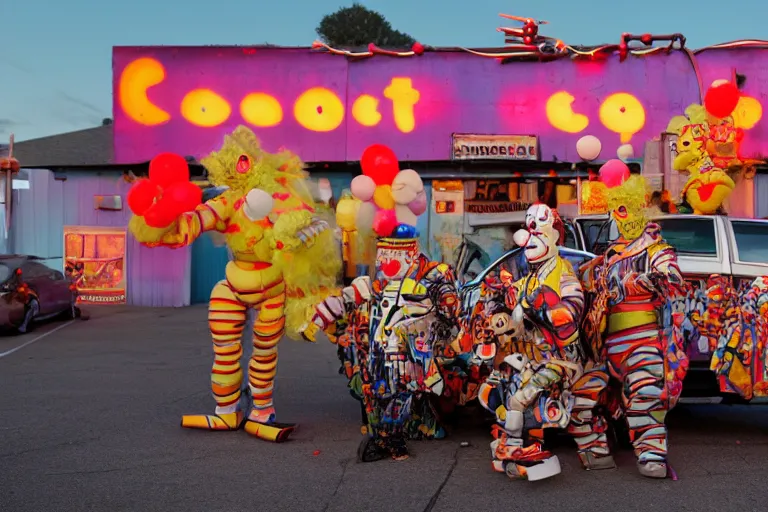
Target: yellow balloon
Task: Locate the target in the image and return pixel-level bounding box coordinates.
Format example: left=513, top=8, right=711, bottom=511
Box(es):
left=732, top=96, right=763, bottom=130
left=336, top=196, right=360, bottom=231
left=373, top=185, right=395, bottom=210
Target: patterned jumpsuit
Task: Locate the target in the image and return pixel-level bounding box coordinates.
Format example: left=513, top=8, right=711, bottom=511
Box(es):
left=583, top=224, right=687, bottom=476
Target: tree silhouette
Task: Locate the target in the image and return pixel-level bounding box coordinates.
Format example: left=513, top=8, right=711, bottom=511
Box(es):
left=316, top=3, right=415, bottom=48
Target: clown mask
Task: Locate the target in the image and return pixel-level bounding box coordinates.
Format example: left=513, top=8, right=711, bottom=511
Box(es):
left=606, top=175, right=648, bottom=240
left=512, top=204, right=561, bottom=264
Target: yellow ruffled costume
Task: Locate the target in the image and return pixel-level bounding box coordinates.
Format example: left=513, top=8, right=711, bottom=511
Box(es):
left=129, top=125, right=341, bottom=441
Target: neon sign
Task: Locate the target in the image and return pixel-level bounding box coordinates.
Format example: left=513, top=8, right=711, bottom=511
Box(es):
left=545, top=90, right=647, bottom=143
left=118, top=57, right=421, bottom=133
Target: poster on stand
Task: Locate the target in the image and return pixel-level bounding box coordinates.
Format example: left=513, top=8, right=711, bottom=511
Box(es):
left=578, top=180, right=609, bottom=214
left=63, top=226, right=127, bottom=304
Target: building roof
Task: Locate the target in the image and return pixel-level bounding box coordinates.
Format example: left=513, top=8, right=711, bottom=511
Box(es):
left=14, top=125, right=114, bottom=168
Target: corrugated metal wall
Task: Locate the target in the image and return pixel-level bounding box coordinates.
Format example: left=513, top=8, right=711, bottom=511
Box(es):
left=10, top=169, right=190, bottom=307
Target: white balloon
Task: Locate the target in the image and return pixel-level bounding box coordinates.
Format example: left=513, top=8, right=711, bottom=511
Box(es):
left=617, top=144, right=634, bottom=161
left=395, top=204, right=418, bottom=226
left=576, top=135, right=602, bottom=161
left=391, top=169, right=424, bottom=205
left=356, top=201, right=376, bottom=233
left=243, top=188, right=274, bottom=221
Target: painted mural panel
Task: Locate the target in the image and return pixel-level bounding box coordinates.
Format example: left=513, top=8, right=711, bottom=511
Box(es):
left=64, top=225, right=127, bottom=304
left=114, top=46, right=710, bottom=164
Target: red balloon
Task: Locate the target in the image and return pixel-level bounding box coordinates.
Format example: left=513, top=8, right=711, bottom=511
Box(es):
left=149, top=153, right=189, bottom=188
left=143, top=200, right=178, bottom=228
left=372, top=208, right=399, bottom=237
left=164, top=181, right=203, bottom=213
left=704, top=82, right=740, bottom=119
left=127, top=179, right=161, bottom=216
left=361, top=144, right=399, bottom=185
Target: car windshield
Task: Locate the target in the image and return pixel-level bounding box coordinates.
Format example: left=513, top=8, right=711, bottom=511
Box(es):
left=732, top=221, right=768, bottom=264
left=561, top=251, right=595, bottom=272
left=481, top=248, right=594, bottom=285
left=656, top=218, right=717, bottom=256
left=0, top=263, right=10, bottom=283
left=487, top=249, right=528, bottom=283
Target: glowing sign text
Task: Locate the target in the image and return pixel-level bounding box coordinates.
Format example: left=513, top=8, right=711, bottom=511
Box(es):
left=118, top=58, right=421, bottom=133
left=545, top=90, right=647, bottom=143
left=118, top=58, right=171, bottom=126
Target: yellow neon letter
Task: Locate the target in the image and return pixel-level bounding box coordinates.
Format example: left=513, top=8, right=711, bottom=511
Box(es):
left=599, top=93, right=645, bottom=143
left=240, top=93, right=283, bottom=127
left=180, top=89, right=231, bottom=127
left=118, top=58, right=171, bottom=126
left=384, top=78, right=419, bottom=133
left=352, top=94, right=382, bottom=127
left=293, top=88, right=345, bottom=132
left=545, top=91, right=589, bottom=134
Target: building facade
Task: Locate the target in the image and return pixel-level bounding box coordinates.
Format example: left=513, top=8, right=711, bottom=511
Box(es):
left=113, top=44, right=768, bottom=254
left=7, top=42, right=768, bottom=307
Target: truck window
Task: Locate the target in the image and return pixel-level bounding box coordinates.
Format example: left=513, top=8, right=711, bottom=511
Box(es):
left=731, top=221, right=768, bottom=264
left=578, top=220, right=606, bottom=250
left=656, top=218, right=717, bottom=256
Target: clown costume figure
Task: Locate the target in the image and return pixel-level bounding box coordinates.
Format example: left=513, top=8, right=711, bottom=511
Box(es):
left=476, top=204, right=613, bottom=480
left=303, top=237, right=460, bottom=462
left=128, top=126, right=341, bottom=443
left=581, top=174, right=689, bottom=479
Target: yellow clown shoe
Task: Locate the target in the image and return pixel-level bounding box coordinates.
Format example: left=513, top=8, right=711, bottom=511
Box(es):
left=244, top=407, right=297, bottom=443
left=181, top=411, right=245, bottom=431
left=244, top=421, right=297, bottom=443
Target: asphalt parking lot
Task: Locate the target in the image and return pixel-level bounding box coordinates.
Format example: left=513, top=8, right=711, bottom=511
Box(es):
left=1, top=306, right=767, bottom=512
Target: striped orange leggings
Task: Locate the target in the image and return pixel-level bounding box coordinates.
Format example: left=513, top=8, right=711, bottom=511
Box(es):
left=208, top=279, right=286, bottom=424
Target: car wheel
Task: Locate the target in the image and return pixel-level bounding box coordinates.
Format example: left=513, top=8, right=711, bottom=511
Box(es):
left=18, top=298, right=40, bottom=334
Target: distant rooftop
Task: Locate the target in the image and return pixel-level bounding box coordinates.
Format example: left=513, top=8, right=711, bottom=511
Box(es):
left=14, top=125, right=113, bottom=168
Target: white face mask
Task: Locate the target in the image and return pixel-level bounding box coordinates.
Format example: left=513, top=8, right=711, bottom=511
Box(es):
left=512, top=204, right=560, bottom=264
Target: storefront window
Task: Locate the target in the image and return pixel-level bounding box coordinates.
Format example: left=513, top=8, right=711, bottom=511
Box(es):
left=732, top=221, right=768, bottom=264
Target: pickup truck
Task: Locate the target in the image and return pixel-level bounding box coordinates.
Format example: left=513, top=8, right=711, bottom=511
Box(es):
left=575, top=214, right=768, bottom=402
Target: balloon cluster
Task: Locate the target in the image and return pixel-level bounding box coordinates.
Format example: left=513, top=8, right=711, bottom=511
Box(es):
left=350, top=144, right=427, bottom=238
left=703, top=80, right=741, bottom=119
left=127, top=153, right=203, bottom=228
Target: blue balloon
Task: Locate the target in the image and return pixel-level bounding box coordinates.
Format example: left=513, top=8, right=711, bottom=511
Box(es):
left=394, top=223, right=418, bottom=238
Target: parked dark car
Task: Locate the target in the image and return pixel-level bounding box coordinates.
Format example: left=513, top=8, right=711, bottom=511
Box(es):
left=0, top=255, right=80, bottom=333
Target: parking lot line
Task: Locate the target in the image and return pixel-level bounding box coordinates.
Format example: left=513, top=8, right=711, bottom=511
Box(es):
left=0, top=320, right=76, bottom=359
